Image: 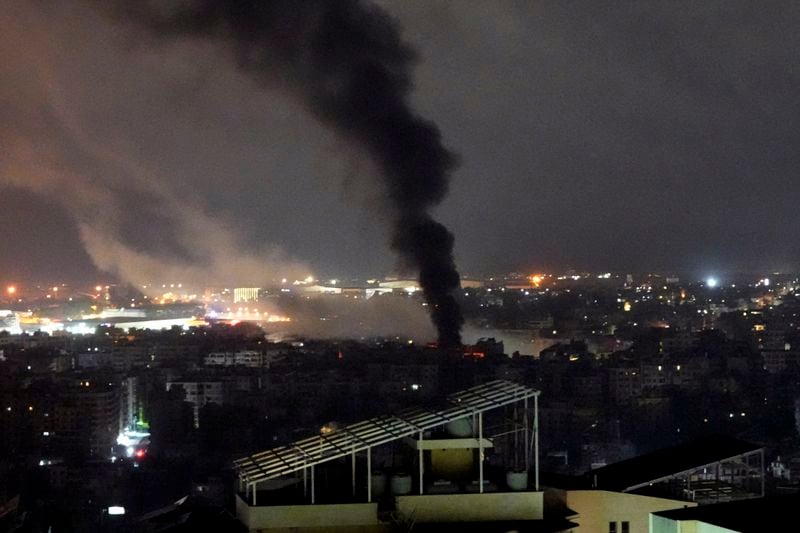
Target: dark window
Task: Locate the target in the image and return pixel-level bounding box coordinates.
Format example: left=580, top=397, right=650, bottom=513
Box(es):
left=609, top=522, right=617, bottom=533
left=621, top=521, right=630, bottom=533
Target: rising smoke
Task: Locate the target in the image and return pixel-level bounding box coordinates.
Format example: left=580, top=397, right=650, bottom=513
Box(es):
left=0, top=1, right=309, bottom=291
left=110, top=0, right=465, bottom=346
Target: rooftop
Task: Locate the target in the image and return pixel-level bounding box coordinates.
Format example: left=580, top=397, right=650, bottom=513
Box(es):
left=653, top=494, right=800, bottom=532
left=587, top=434, right=762, bottom=492
left=235, top=379, right=540, bottom=487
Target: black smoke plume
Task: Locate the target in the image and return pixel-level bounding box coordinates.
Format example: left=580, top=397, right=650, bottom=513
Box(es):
left=109, top=0, right=464, bottom=346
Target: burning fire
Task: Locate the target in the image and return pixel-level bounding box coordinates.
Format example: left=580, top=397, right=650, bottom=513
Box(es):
left=529, top=275, right=543, bottom=287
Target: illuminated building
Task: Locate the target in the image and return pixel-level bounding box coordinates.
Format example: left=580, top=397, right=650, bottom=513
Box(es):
left=204, top=350, right=270, bottom=368
left=0, top=310, right=21, bottom=335
left=234, top=287, right=260, bottom=303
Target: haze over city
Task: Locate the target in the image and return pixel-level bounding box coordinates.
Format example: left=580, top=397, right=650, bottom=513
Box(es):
left=2, top=1, right=799, bottom=289
left=2, top=2, right=800, bottom=532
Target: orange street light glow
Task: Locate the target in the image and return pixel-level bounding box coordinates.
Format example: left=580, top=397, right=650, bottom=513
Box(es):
left=6, top=286, right=16, bottom=296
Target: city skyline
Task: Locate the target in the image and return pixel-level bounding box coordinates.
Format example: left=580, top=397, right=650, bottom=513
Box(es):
left=3, top=2, right=800, bottom=531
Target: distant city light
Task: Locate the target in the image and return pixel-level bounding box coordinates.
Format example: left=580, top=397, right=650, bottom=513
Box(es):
left=706, top=277, right=718, bottom=288
left=6, top=285, right=16, bottom=296
left=108, top=506, right=126, bottom=516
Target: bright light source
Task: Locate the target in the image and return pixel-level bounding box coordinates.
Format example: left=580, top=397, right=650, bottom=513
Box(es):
left=763, top=278, right=771, bottom=287
left=135, top=449, right=145, bottom=458
left=6, top=285, right=16, bottom=295
left=706, top=277, right=718, bottom=288
left=108, top=506, right=126, bottom=516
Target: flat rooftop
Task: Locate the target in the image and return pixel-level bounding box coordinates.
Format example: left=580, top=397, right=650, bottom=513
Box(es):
left=653, top=494, right=800, bottom=531
left=587, top=434, right=762, bottom=492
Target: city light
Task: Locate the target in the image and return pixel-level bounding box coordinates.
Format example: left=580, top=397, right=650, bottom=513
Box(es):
left=2, top=0, right=796, bottom=524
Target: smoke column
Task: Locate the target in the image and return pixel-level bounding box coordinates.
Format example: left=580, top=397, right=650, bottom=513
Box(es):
left=111, top=0, right=464, bottom=346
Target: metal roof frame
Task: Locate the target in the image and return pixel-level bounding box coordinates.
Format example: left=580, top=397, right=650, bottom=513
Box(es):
left=234, top=380, right=539, bottom=485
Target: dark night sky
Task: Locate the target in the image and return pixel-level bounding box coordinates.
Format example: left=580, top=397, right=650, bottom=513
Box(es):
left=1, top=1, right=799, bottom=285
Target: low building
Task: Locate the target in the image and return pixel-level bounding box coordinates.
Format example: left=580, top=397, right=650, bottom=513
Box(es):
left=587, top=435, right=765, bottom=505
left=650, top=494, right=800, bottom=532
left=566, top=490, right=695, bottom=533
left=204, top=350, right=271, bottom=368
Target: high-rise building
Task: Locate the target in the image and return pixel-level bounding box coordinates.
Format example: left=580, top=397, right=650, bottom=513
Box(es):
left=233, top=288, right=259, bottom=304
left=52, top=381, right=123, bottom=458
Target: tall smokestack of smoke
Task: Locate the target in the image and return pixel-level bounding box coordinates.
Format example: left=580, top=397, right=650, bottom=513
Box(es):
left=109, top=0, right=464, bottom=346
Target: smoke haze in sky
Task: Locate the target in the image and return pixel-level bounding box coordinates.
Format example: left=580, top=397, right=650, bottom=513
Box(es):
left=3, top=1, right=800, bottom=284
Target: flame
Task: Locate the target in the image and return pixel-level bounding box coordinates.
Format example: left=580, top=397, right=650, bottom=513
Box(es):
left=529, top=275, right=543, bottom=287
